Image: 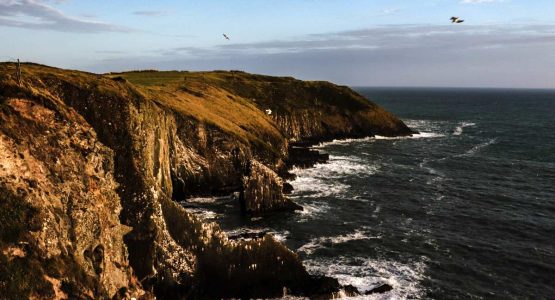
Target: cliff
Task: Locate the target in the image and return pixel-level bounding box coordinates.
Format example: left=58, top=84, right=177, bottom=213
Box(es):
left=0, top=63, right=413, bottom=299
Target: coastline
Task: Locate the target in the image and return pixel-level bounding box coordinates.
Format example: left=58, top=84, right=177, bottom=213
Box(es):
left=0, top=63, right=413, bottom=299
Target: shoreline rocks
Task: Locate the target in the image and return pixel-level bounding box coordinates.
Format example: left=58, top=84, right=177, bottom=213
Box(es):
left=366, top=283, right=394, bottom=294
left=287, top=146, right=330, bottom=169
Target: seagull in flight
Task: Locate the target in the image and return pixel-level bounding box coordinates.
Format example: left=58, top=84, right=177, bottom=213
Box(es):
left=451, top=16, right=464, bottom=24
left=223, top=33, right=230, bottom=40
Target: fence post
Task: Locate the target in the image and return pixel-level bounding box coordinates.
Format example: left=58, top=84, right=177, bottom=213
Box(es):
left=16, top=59, right=21, bottom=85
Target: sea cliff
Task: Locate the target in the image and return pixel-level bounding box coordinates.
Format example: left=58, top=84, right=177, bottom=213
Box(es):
left=0, top=63, right=413, bottom=299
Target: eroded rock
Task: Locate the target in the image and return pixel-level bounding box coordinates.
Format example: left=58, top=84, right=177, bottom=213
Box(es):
left=0, top=98, right=143, bottom=299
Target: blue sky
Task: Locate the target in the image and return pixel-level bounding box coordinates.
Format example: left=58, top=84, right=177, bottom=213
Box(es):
left=1, top=0, right=554, bottom=88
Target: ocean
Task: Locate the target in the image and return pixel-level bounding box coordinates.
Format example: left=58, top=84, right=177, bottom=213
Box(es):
left=186, top=88, right=555, bottom=299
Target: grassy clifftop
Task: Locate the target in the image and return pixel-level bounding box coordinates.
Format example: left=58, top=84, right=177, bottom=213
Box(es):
left=109, top=69, right=414, bottom=141
left=1, top=64, right=285, bottom=157
left=1, top=63, right=412, bottom=148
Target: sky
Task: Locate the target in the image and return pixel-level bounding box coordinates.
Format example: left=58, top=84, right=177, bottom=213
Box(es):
left=1, top=0, right=554, bottom=88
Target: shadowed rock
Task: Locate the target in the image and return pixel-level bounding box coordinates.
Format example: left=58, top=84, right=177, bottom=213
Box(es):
left=366, top=283, right=394, bottom=294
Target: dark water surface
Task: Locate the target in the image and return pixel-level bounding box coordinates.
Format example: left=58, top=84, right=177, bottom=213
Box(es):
left=186, top=88, right=555, bottom=299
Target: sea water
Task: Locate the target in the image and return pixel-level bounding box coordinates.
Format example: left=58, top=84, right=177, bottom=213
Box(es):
left=187, top=88, right=555, bottom=299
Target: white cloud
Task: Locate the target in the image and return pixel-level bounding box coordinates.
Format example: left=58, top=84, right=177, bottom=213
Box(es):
left=0, top=0, right=130, bottom=33
left=83, top=24, right=555, bottom=89
left=379, top=8, right=402, bottom=16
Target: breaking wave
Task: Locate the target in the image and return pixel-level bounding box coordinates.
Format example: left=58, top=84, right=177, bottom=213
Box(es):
left=289, top=175, right=350, bottom=199
left=458, top=138, right=498, bottom=157
left=295, top=201, right=331, bottom=222
left=313, top=137, right=376, bottom=148
left=303, top=256, right=427, bottom=298
left=453, top=122, right=476, bottom=136
left=298, top=228, right=381, bottom=255
left=271, top=230, right=290, bottom=243
left=374, top=132, right=445, bottom=140
left=314, top=132, right=444, bottom=148
left=289, top=155, right=377, bottom=198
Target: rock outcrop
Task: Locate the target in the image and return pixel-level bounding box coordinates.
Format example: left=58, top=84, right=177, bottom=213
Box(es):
left=0, top=97, right=143, bottom=299
left=0, top=63, right=414, bottom=299
left=241, top=160, right=302, bottom=213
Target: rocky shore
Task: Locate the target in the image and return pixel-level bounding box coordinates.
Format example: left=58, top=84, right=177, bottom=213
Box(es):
left=0, top=63, right=413, bottom=299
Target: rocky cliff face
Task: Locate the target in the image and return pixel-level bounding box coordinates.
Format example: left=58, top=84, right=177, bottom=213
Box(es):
left=0, top=63, right=413, bottom=299
left=241, top=160, right=302, bottom=213
left=198, top=71, right=414, bottom=142
left=0, top=97, right=142, bottom=299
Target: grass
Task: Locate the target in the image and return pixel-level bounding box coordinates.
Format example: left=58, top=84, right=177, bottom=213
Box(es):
left=1, top=64, right=288, bottom=157
left=1, top=63, right=409, bottom=155
left=107, top=70, right=288, bottom=154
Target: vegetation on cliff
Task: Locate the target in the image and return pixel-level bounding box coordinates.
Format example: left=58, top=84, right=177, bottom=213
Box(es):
left=0, top=63, right=413, bottom=299
left=110, top=69, right=414, bottom=142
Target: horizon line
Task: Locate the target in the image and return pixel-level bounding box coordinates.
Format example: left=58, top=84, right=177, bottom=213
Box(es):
left=3, top=61, right=555, bottom=91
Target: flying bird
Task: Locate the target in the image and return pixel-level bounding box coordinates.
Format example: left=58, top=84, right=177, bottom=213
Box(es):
left=223, top=33, right=230, bottom=40
left=451, top=16, right=464, bottom=24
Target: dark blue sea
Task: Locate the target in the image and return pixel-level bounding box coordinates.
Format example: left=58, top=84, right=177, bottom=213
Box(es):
left=187, top=88, right=555, bottom=299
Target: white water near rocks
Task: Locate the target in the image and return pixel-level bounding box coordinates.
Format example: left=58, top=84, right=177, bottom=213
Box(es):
left=183, top=88, right=555, bottom=299
left=303, top=257, right=427, bottom=299
left=288, top=120, right=444, bottom=299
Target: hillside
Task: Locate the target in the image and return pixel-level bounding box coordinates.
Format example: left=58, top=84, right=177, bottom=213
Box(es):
left=0, top=63, right=414, bottom=299
left=110, top=69, right=413, bottom=142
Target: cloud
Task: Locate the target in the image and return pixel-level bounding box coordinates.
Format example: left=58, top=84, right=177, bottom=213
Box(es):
left=85, top=24, right=555, bottom=88
left=94, top=50, right=126, bottom=54
left=173, top=24, right=555, bottom=58
left=461, top=0, right=503, bottom=4
left=0, top=0, right=130, bottom=33
left=379, top=8, right=402, bottom=16
left=133, top=10, right=167, bottom=17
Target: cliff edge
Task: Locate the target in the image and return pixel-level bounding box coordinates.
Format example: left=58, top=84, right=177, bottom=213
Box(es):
left=0, top=63, right=413, bottom=299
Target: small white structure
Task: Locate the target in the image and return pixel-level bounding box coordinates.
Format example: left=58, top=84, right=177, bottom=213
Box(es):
left=265, top=109, right=272, bottom=115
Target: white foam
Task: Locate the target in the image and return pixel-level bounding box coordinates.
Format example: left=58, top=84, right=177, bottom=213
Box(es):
left=295, top=201, right=331, bottom=222
left=303, top=256, right=427, bottom=299
left=289, top=175, right=350, bottom=199
left=313, top=131, right=444, bottom=147
left=289, top=155, right=377, bottom=199
left=225, top=227, right=268, bottom=241
left=185, top=197, right=218, bottom=204
left=352, top=195, right=371, bottom=203
left=418, top=158, right=447, bottom=185
left=293, top=155, right=379, bottom=178
left=298, top=228, right=381, bottom=255
left=453, top=122, right=476, bottom=136
left=310, top=119, right=447, bottom=148
left=424, top=166, right=446, bottom=185
left=270, top=230, right=290, bottom=243
left=459, top=138, right=497, bottom=157
left=185, top=207, right=220, bottom=220
left=313, top=137, right=375, bottom=148
left=325, top=155, right=380, bottom=178
left=403, top=119, right=447, bottom=131
left=374, top=132, right=445, bottom=140
left=371, top=205, right=382, bottom=219
left=403, top=119, right=433, bottom=129
left=225, top=228, right=290, bottom=243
